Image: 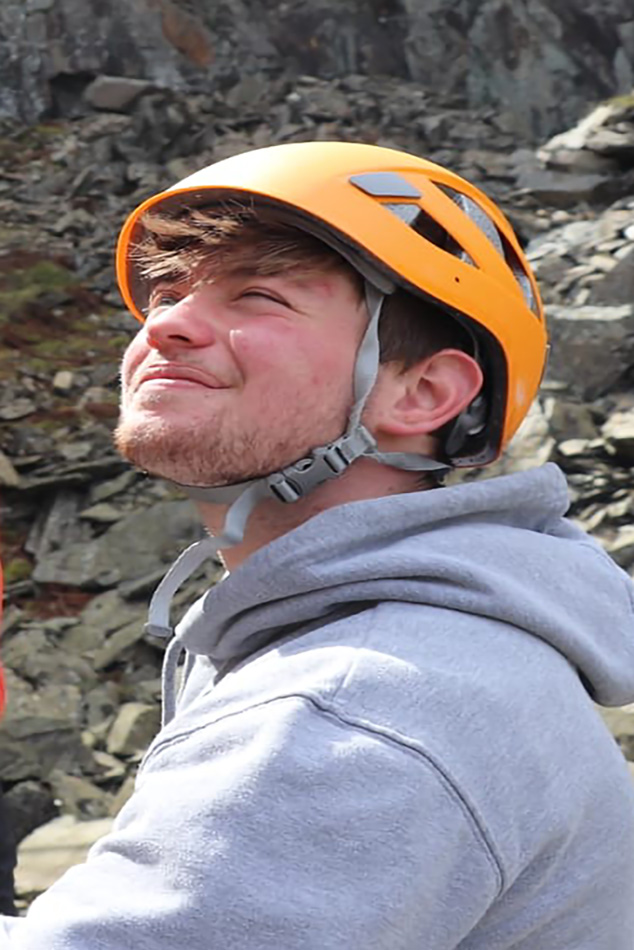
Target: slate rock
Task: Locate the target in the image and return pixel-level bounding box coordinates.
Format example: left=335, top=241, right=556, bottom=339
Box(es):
left=1, top=627, right=96, bottom=689
left=543, top=399, right=599, bottom=442
left=93, top=618, right=147, bottom=671
left=27, top=490, right=92, bottom=565
left=79, top=502, right=124, bottom=523
left=84, top=75, right=154, bottom=112
left=590, top=247, right=634, bottom=305
left=84, top=682, right=122, bottom=734
left=52, top=370, right=74, bottom=392
left=89, top=470, right=137, bottom=503
left=0, top=672, right=91, bottom=782
left=61, top=591, right=146, bottom=657
left=32, top=500, right=202, bottom=589
left=0, top=450, right=20, bottom=488
left=545, top=304, right=634, bottom=398
left=483, top=403, right=555, bottom=478
left=49, top=770, right=114, bottom=820
left=109, top=774, right=136, bottom=817
left=106, top=703, right=160, bottom=756
left=516, top=164, right=612, bottom=207
left=604, top=526, right=634, bottom=570
left=91, top=751, right=127, bottom=782
left=601, top=409, right=634, bottom=462
left=3, top=781, right=58, bottom=846
left=15, top=815, right=114, bottom=899
left=0, top=399, right=37, bottom=421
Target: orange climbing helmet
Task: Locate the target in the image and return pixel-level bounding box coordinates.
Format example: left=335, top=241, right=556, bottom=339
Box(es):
left=116, top=141, right=547, bottom=466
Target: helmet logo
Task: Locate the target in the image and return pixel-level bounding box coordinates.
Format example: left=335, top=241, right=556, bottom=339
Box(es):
left=349, top=172, right=421, bottom=199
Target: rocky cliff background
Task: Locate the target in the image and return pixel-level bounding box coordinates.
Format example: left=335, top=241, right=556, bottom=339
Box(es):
left=1, top=0, right=634, bottom=901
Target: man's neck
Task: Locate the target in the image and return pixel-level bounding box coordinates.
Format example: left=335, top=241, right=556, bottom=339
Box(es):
left=195, top=460, right=425, bottom=571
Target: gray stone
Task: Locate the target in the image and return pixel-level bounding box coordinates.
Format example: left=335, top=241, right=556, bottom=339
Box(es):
left=0, top=449, right=20, bottom=488
left=84, top=75, right=154, bottom=112
left=543, top=400, right=599, bottom=442
left=0, top=398, right=37, bottom=420
left=79, top=502, right=124, bottom=523
left=516, top=164, right=611, bottom=207
left=109, top=774, right=136, bottom=816
left=27, top=490, right=91, bottom=564
left=91, top=751, right=127, bottom=782
left=601, top=409, right=634, bottom=462
left=604, top=526, right=634, bottom=569
left=1, top=627, right=96, bottom=688
left=0, top=671, right=91, bottom=782
left=84, top=682, right=122, bottom=734
left=3, top=780, right=58, bottom=846
left=59, top=441, right=93, bottom=462
left=15, top=815, right=114, bottom=899
left=545, top=304, right=634, bottom=399
left=52, top=370, right=74, bottom=392
left=491, top=403, right=555, bottom=476
left=557, top=438, right=598, bottom=459
left=538, top=147, right=617, bottom=175
left=26, top=0, right=55, bottom=11
left=93, top=618, right=147, bottom=670
left=32, top=500, right=202, bottom=588
left=49, top=770, right=114, bottom=819
left=590, top=247, right=634, bottom=305
left=89, top=470, right=137, bottom=503
left=118, top=568, right=167, bottom=601
left=62, top=591, right=146, bottom=656
left=106, top=703, right=160, bottom=756
left=539, top=102, right=620, bottom=156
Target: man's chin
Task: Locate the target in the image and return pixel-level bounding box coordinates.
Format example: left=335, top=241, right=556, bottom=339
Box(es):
left=113, top=425, right=272, bottom=490
left=113, top=415, right=324, bottom=491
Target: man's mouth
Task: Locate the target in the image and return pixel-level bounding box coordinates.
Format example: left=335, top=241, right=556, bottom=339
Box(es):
left=135, top=364, right=227, bottom=391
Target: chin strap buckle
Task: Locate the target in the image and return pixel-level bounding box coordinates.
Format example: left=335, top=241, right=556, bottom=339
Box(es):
left=266, top=425, right=377, bottom=504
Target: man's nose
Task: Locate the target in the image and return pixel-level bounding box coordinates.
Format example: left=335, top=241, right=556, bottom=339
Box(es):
left=144, top=294, right=218, bottom=351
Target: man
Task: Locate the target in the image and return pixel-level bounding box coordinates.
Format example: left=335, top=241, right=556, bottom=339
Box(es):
left=1, top=141, right=634, bottom=948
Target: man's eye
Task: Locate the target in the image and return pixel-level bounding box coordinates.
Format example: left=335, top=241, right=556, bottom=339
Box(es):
left=148, top=293, right=180, bottom=311
left=240, top=290, right=284, bottom=304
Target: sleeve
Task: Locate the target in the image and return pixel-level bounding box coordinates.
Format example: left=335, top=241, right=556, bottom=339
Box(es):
left=0, top=696, right=501, bottom=950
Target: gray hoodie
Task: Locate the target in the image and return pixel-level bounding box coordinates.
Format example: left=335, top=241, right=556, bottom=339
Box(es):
left=2, top=463, right=634, bottom=949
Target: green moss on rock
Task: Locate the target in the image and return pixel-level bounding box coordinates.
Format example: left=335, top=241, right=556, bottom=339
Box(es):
left=3, top=558, right=33, bottom=584
left=0, top=260, right=76, bottom=323
left=606, top=91, right=634, bottom=110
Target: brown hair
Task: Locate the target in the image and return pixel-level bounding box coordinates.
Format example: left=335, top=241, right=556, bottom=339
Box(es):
left=132, top=204, right=474, bottom=371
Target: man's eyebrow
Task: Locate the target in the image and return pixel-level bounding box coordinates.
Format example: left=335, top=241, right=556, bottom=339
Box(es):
left=147, top=275, right=188, bottom=294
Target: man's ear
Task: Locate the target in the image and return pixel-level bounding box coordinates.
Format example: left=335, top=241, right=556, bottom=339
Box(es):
left=372, top=349, right=484, bottom=438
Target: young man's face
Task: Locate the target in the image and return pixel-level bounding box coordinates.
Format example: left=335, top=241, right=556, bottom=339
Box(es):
left=115, top=265, right=368, bottom=487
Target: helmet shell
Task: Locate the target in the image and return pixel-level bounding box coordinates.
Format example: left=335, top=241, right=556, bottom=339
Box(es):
left=116, top=141, right=548, bottom=463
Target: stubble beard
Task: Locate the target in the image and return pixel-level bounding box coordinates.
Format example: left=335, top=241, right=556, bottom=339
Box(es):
left=113, top=391, right=349, bottom=489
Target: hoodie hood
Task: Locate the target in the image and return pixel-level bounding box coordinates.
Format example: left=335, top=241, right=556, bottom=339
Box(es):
left=172, top=463, right=634, bottom=707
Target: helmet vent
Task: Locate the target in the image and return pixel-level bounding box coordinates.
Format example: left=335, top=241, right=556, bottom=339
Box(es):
left=438, top=184, right=540, bottom=317
left=383, top=202, right=476, bottom=268
left=440, top=186, right=504, bottom=257
left=498, top=233, right=540, bottom=317
left=382, top=202, right=420, bottom=226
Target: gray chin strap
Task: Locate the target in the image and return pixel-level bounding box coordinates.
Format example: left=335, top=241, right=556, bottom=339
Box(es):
left=145, top=281, right=450, bottom=668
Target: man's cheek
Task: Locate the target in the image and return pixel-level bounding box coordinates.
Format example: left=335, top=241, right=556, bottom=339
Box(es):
left=229, top=323, right=295, bottom=369
left=120, top=333, right=150, bottom=393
